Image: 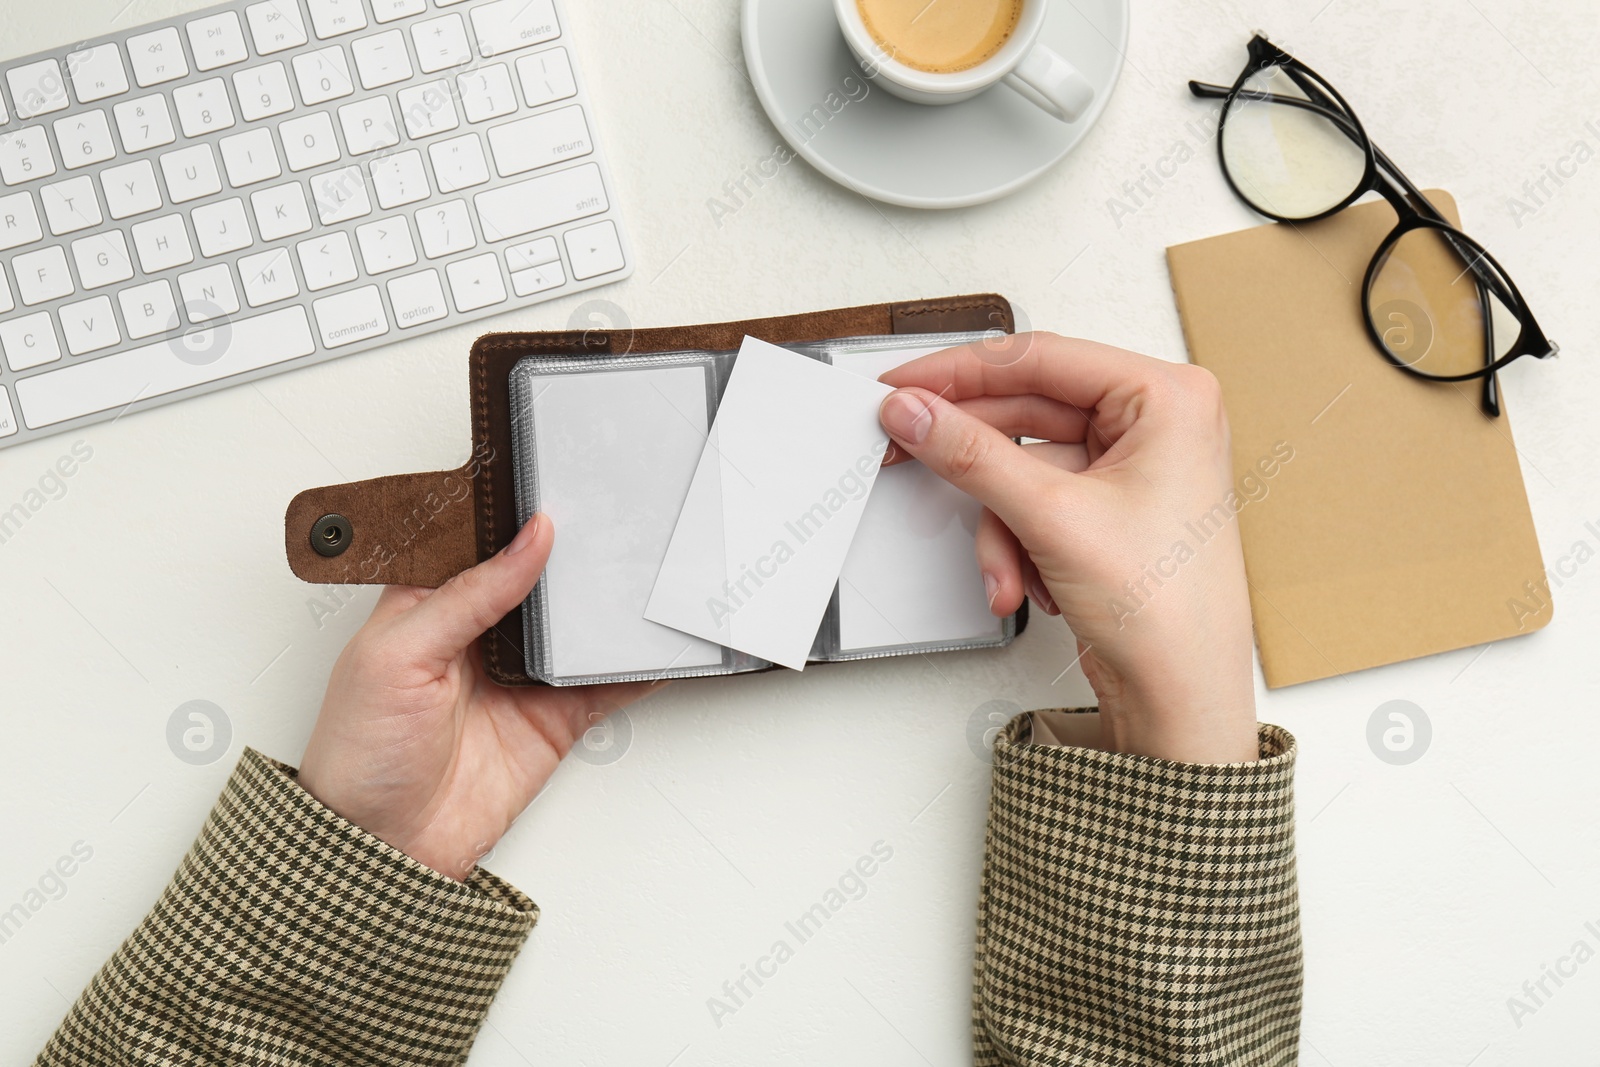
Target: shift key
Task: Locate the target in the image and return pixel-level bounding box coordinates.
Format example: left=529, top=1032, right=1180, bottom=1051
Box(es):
left=474, top=161, right=607, bottom=242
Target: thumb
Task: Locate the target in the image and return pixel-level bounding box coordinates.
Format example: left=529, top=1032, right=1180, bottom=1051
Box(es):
left=879, top=389, right=1058, bottom=537
left=396, top=513, right=553, bottom=663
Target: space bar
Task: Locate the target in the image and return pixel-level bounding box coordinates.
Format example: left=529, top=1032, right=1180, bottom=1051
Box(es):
left=16, top=308, right=316, bottom=429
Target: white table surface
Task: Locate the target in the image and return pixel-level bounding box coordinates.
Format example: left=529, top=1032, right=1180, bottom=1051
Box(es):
left=3, top=1, right=1596, bottom=1063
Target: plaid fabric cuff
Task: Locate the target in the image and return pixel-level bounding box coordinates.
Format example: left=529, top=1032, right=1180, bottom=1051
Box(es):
left=38, top=748, right=537, bottom=1067
left=973, top=714, right=1301, bottom=1066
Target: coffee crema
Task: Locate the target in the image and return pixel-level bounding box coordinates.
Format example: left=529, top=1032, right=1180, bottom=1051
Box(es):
left=856, top=0, right=1024, bottom=74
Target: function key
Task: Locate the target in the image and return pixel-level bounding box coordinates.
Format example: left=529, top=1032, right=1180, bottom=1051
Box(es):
left=245, top=1, right=310, bottom=55
left=66, top=44, right=130, bottom=104
left=7, top=60, right=70, bottom=119
left=372, top=0, right=427, bottom=22
left=186, top=12, right=251, bottom=71
left=127, top=27, right=190, bottom=87
left=307, top=0, right=369, bottom=40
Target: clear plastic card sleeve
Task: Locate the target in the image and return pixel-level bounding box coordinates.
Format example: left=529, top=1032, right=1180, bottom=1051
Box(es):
left=509, top=331, right=1015, bottom=686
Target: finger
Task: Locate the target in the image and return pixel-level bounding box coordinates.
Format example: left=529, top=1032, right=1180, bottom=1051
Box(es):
left=975, top=508, right=1026, bottom=617
left=880, top=333, right=1171, bottom=414
left=368, top=584, right=430, bottom=625
left=879, top=388, right=1062, bottom=538
left=398, top=514, right=554, bottom=663
left=951, top=394, right=1091, bottom=443
left=1023, top=441, right=1091, bottom=473
left=517, top=678, right=665, bottom=754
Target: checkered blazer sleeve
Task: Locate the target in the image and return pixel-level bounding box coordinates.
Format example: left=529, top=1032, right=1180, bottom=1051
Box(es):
left=35, top=748, right=538, bottom=1067
left=973, top=715, right=1301, bottom=1066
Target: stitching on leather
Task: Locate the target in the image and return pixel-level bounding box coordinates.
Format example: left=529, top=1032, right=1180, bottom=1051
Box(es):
left=894, top=300, right=1006, bottom=318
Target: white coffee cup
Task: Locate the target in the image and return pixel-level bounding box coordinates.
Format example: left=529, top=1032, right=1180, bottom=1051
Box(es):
left=833, top=0, right=1094, bottom=122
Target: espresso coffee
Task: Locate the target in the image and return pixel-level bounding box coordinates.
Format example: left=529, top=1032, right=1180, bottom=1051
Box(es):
left=856, top=0, right=1024, bottom=74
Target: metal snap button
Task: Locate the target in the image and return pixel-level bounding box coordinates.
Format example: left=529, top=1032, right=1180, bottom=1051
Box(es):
left=311, top=513, right=353, bottom=558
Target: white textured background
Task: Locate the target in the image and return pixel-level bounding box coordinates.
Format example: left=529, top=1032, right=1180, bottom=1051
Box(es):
left=2, top=0, right=1597, bottom=1063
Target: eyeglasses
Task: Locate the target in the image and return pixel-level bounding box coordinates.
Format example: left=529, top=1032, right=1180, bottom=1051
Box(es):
left=1189, top=35, right=1557, bottom=417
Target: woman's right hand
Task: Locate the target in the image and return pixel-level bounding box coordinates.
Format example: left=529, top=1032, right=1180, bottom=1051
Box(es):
left=878, top=333, right=1260, bottom=764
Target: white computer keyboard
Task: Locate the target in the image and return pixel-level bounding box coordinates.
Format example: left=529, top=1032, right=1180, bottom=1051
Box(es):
left=0, top=0, right=632, bottom=448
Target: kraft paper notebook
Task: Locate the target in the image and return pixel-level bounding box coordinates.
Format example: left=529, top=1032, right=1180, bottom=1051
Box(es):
left=1167, top=192, right=1551, bottom=688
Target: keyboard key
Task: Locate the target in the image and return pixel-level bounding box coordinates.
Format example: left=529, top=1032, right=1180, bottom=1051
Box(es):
left=113, top=94, right=178, bottom=152
left=160, top=144, right=222, bottom=203
left=351, top=30, right=413, bottom=89
left=40, top=176, right=102, bottom=235
left=412, top=14, right=473, bottom=73
left=280, top=112, right=340, bottom=171
left=516, top=48, right=577, bottom=108
left=245, top=1, right=309, bottom=54
left=510, top=257, right=564, bottom=297
left=72, top=231, right=135, bottom=289
left=565, top=219, right=624, bottom=279
left=192, top=197, right=253, bottom=256
left=128, top=27, right=190, bottom=87
left=487, top=105, right=591, bottom=177
left=0, top=190, right=43, bottom=249
left=373, top=0, right=427, bottom=23
left=355, top=216, right=416, bottom=274
left=457, top=64, right=517, bottom=123
left=388, top=268, right=447, bottom=327
left=313, top=284, right=388, bottom=348
left=297, top=231, right=358, bottom=290
left=0, top=265, right=11, bottom=312
left=101, top=159, right=163, bottom=219
left=0, top=91, right=7, bottom=126
left=1, top=312, right=61, bottom=371
left=397, top=80, right=459, bottom=138
left=235, top=63, right=296, bottom=121
left=472, top=0, right=560, bottom=58
left=219, top=128, right=282, bottom=187
left=121, top=279, right=177, bottom=338
left=307, top=0, right=369, bottom=40
left=415, top=199, right=475, bottom=258
left=311, top=165, right=371, bottom=224
left=239, top=247, right=299, bottom=306
left=178, top=263, right=241, bottom=320
left=338, top=96, right=400, bottom=154
left=429, top=133, right=488, bottom=192
left=132, top=213, right=194, bottom=273
left=370, top=150, right=429, bottom=208
left=295, top=47, right=356, bottom=105
left=252, top=181, right=313, bottom=239
left=7, top=60, right=69, bottom=119
left=0, top=126, right=56, bottom=185
left=475, top=161, right=607, bottom=242
left=0, top=387, right=17, bottom=438
left=174, top=78, right=236, bottom=137
left=13, top=246, right=74, bottom=304
left=59, top=296, right=121, bottom=355
left=187, top=12, right=251, bottom=71
left=447, top=253, right=507, bottom=312
left=54, top=111, right=117, bottom=170
left=15, top=307, right=315, bottom=429
left=505, top=236, right=559, bottom=272
left=67, top=45, right=130, bottom=105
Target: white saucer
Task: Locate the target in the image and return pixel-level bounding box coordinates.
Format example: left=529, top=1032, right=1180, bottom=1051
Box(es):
left=740, top=0, right=1128, bottom=209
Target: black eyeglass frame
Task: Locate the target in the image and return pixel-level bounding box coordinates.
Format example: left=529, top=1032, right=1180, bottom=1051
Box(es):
left=1189, top=35, right=1557, bottom=417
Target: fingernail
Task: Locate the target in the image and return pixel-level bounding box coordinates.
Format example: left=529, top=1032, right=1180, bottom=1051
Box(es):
left=983, top=572, right=1000, bottom=609
left=505, top=513, right=542, bottom=556
left=1028, top=577, right=1057, bottom=615
left=880, top=391, right=933, bottom=445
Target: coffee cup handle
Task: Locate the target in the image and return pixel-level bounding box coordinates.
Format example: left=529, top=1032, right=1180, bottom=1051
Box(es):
left=1004, top=45, right=1095, bottom=123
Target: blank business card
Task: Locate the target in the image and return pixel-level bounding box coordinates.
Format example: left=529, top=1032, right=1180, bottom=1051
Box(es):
left=527, top=364, right=726, bottom=680
left=828, top=345, right=1005, bottom=652
left=644, top=337, right=896, bottom=670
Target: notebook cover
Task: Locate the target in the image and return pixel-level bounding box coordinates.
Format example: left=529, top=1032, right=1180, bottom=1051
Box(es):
left=1166, top=193, right=1550, bottom=688
left=285, top=293, right=1021, bottom=684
